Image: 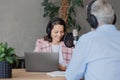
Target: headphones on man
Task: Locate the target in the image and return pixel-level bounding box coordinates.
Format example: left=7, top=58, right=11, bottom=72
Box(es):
left=87, top=0, right=117, bottom=29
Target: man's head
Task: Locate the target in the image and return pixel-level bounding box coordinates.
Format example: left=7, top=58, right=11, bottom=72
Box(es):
left=86, top=0, right=116, bottom=29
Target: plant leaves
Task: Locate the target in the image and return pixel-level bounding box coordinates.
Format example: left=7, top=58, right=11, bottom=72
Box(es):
left=0, top=53, right=5, bottom=58
left=0, top=42, right=17, bottom=64
left=5, top=56, right=14, bottom=64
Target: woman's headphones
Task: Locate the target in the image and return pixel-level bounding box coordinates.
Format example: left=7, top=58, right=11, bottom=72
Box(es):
left=86, top=0, right=116, bottom=29
left=46, top=21, right=52, bottom=38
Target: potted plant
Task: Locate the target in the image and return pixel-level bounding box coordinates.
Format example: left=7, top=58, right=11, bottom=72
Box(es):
left=41, top=0, right=84, bottom=32
left=0, top=42, right=18, bottom=78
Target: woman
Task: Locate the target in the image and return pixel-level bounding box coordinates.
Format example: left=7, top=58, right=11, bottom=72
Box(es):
left=34, top=17, right=73, bottom=71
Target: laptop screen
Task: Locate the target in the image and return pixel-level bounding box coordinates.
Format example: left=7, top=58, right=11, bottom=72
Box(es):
left=25, top=52, right=59, bottom=72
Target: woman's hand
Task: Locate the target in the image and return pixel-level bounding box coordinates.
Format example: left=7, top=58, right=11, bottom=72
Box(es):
left=59, top=64, right=66, bottom=71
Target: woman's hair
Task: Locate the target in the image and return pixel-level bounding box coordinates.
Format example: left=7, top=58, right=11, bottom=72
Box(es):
left=91, top=0, right=115, bottom=24
left=44, top=17, right=66, bottom=42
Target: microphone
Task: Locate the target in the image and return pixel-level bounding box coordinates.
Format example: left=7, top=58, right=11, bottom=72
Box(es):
left=72, top=29, right=79, bottom=45
left=63, top=29, right=79, bottom=48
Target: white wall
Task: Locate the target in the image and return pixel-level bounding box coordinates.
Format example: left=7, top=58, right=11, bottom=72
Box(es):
left=0, top=0, right=48, bottom=56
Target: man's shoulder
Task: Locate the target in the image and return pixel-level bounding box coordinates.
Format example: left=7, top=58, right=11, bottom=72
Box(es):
left=80, top=31, right=97, bottom=40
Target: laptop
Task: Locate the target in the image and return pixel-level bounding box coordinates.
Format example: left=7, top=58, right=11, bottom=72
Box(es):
left=25, top=52, right=59, bottom=72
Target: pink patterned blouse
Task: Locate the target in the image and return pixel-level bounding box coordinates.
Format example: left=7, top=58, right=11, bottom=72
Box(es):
left=34, top=38, right=73, bottom=65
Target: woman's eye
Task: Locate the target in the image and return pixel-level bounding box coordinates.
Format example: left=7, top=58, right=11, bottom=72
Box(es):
left=54, top=31, right=64, bottom=34
left=54, top=31, right=58, bottom=33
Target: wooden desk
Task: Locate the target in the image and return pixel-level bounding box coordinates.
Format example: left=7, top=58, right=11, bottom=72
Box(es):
left=0, top=69, right=65, bottom=80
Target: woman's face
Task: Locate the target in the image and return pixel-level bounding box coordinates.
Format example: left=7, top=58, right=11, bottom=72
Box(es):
left=51, top=24, right=65, bottom=44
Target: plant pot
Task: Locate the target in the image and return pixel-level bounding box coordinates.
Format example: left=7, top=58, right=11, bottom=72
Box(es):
left=0, top=61, right=12, bottom=78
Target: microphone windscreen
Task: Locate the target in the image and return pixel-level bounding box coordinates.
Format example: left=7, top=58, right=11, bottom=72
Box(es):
left=63, top=32, right=74, bottom=48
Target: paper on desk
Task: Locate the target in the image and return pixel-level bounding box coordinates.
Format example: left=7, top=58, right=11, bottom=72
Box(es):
left=46, top=71, right=65, bottom=77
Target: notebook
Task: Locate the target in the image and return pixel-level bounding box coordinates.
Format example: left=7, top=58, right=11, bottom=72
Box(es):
left=25, top=52, right=59, bottom=72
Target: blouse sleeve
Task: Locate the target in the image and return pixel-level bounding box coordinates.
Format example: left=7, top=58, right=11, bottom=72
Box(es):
left=34, top=39, right=43, bottom=52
